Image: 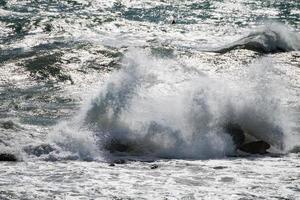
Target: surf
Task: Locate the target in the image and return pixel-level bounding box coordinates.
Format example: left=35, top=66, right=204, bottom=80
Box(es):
left=41, top=48, right=296, bottom=161
left=206, top=23, right=300, bottom=54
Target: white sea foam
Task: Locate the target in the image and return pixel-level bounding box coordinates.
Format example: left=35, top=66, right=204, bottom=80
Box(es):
left=48, top=48, right=295, bottom=160
left=209, top=22, right=300, bottom=53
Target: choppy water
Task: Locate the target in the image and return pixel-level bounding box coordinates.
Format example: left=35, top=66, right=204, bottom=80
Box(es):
left=0, top=0, right=300, bottom=199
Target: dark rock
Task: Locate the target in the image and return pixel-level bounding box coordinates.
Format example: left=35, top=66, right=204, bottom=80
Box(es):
left=44, top=24, right=52, bottom=32
left=150, top=164, right=158, bottom=169
left=0, top=153, right=17, bottom=162
left=23, top=144, right=56, bottom=157
left=213, top=166, right=227, bottom=170
left=105, top=139, right=138, bottom=153
left=109, top=163, right=115, bottom=167
left=2, top=121, right=14, bottom=129
left=113, top=159, right=126, bottom=164
left=224, top=123, right=245, bottom=147
left=171, top=19, right=176, bottom=24
left=238, top=141, right=270, bottom=154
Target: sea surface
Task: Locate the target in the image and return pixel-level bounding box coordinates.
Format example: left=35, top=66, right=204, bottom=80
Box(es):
left=0, top=0, right=300, bottom=199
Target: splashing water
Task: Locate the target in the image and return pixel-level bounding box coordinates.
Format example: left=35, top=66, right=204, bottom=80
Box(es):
left=48, top=48, right=294, bottom=161
left=208, top=22, right=300, bottom=53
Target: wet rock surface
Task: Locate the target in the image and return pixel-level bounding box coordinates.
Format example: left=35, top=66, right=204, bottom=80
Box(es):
left=23, top=144, right=56, bottom=157
left=238, top=141, right=271, bottom=154
left=150, top=164, right=158, bottom=169
left=224, top=123, right=245, bottom=147
left=0, top=153, right=17, bottom=162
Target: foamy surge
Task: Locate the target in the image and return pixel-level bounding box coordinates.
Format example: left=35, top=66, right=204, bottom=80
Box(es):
left=47, top=49, right=294, bottom=161
left=210, top=23, right=300, bottom=53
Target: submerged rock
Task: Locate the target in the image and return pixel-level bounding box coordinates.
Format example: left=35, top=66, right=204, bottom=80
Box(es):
left=150, top=164, right=158, bottom=169
left=23, top=143, right=56, bottom=157
left=238, top=141, right=270, bottom=154
left=2, top=121, right=14, bottom=129
left=0, top=153, right=17, bottom=161
left=113, top=159, right=126, bottom=164
left=213, top=166, right=227, bottom=170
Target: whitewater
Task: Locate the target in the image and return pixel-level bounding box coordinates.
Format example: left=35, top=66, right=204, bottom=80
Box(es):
left=0, top=0, right=299, bottom=199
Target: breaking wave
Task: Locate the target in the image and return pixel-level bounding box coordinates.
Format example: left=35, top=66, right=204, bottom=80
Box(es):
left=208, top=23, right=300, bottom=54
left=46, top=49, right=294, bottom=161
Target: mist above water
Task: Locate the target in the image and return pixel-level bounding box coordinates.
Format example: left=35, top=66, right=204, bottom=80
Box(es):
left=47, top=48, right=295, bottom=161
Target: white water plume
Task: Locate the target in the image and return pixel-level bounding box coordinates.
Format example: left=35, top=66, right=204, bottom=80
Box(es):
left=49, top=48, right=295, bottom=160
left=209, top=22, right=300, bottom=53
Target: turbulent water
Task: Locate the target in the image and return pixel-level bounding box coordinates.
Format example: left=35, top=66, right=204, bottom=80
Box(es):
left=0, top=0, right=300, bottom=199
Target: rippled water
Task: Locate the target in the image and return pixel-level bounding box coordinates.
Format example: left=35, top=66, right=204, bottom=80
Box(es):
left=1, top=154, right=299, bottom=200
left=0, top=0, right=300, bottom=199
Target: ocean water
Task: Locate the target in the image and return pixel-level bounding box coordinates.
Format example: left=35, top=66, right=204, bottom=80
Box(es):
left=0, top=0, right=300, bottom=199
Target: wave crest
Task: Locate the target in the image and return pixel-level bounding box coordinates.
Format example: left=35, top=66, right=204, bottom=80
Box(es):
left=209, top=23, right=300, bottom=53
left=47, top=49, right=294, bottom=160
